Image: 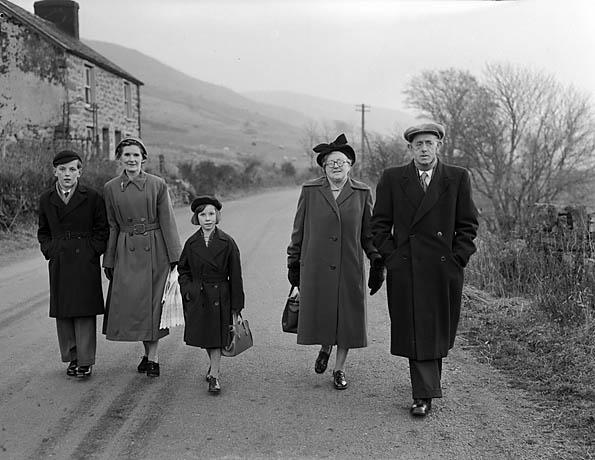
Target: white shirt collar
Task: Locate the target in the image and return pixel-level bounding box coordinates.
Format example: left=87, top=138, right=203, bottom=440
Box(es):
left=417, top=167, right=434, bottom=181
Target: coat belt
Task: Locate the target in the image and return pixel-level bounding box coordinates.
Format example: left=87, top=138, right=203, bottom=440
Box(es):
left=120, top=222, right=160, bottom=234
left=54, top=231, right=93, bottom=240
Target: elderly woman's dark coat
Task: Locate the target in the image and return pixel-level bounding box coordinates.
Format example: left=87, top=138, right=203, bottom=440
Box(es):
left=287, top=176, right=379, bottom=348
left=37, top=184, right=109, bottom=318
left=371, top=160, right=479, bottom=360
left=178, top=227, right=245, bottom=348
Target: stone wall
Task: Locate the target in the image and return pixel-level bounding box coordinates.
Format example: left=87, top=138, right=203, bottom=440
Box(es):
left=1, top=13, right=141, bottom=160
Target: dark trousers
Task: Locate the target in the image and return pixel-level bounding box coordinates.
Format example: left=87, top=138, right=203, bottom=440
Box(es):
left=56, top=317, right=97, bottom=366
left=409, top=358, right=443, bottom=399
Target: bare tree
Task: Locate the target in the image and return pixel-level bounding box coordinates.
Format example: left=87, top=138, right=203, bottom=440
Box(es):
left=363, top=133, right=409, bottom=184
left=403, top=63, right=595, bottom=234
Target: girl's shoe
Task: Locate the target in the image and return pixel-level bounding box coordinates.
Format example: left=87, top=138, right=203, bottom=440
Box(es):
left=77, top=365, right=92, bottom=378
left=66, top=360, right=78, bottom=377
left=207, top=375, right=221, bottom=394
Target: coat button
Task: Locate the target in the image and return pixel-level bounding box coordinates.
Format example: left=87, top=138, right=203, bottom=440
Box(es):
left=130, top=247, right=135, bottom=251
left=437, top=231, right=443, bottom=237
left=144, top=246, right=150, bottom=251
left=214, top=301, right=220, bottom=307
left=440, top=256, right=446, bottom=262
left=214, top=285, right=218, bottom=289
left=128, top=218, right=133, bottom=222
left=330, top=236, right=338, bottom=241
left=75, top=248, right=79, bottom=254
left=330, top=265, right=336, bottom=270
left=141, top=217, right=146, bottom=222
left=410, top=234, right=416, bottom=238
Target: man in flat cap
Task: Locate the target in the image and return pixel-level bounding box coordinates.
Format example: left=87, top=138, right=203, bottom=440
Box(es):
left=371, top=122, right=479, bottom=417
left=37, top=150, right=109, bottom=378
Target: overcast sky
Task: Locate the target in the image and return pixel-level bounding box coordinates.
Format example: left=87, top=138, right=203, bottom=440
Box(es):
left=11, top=0, right=595, bottom=112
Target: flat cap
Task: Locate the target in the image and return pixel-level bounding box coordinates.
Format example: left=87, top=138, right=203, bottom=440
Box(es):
left=313, top=133, right=356, bottom=167
left=53, top=150, right=82, bottom=167
left=403, top=123, right=445, bottom=143
left=115, top=136, right=148, bottom=159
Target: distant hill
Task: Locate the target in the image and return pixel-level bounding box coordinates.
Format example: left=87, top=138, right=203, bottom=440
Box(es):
left=85, top=40, right=415, bottom=167
left=242, top=90, right=416, bottom=136
left=85, top=40, right=310, bottom=166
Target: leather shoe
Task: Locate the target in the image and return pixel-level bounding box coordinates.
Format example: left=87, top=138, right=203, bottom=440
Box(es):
left=137, top=356, right=148, bottom=373
left=205, top=366, right=211, bottom=382
left=315, top=349, right=331, bottom=374
left=332, top=370, right=348, bottom=390
left=207, top=375, right=221, bottom=394
left=77, top=365, right=92, bottom=378
left=66, top=360, right=78, bottom=377
left=146, top=361, right=160, bottom=377
left=410, top=398, right=432, bottom=416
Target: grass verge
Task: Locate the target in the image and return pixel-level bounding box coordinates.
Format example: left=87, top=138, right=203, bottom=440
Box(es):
left=460, top=285, right=594, bottom=460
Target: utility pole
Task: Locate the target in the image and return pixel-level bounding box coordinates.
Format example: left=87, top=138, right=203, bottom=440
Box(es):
left=355, top=104, right=370, bottom=173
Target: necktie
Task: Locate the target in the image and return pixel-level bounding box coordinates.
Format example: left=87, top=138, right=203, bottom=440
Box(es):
left=420, top=172, right=429, bottom=192
left=64, top=191, right=69, bottom=198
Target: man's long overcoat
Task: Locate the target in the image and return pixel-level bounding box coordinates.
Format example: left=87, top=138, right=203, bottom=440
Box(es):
left=37, top=184, right=108, bottom=318
left=102, top=171, right=182, bottom=341
left=178, top=227, right=245, bottom=348
left=371, top=160, right=478, bottom=360
left=287, top=176, right=379, bottom=348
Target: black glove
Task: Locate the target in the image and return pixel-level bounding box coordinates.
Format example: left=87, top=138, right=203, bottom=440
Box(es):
left=104, top=267, right=113, bottom=281
left=370, top=253, right=384, bottom=269
left=288, top=267, right=300, bottom=287
left=170, top=262, right=178, bottom=270
left=368, top=266, right=385, bottom=296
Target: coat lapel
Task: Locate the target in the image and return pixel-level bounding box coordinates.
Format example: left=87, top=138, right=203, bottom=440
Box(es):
left=61, top=185, right=88, bottom=220
left=400, top=161, right=424, bottom=209
left=411, top=161, right=450, bottom=227
left=335, top=179, right=355, bottom=207
left=191, top=229, right=227, bottom=270
left=319, top=182, right=340, bottom=218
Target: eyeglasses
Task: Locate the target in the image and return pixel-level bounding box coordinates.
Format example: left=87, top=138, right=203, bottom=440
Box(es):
left=412, top=140, right=439, bottom=150
left=324, top=159, right=351, bottom=168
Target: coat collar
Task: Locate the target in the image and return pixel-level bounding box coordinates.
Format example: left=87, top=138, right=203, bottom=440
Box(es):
left=49, top=182, right=89, bottom=220
left=120, top=170, right=147, bottom=191
left=189, top=227, right=228, bottom=270
left=405, top=160, right=452, bottom=227
left=305, top=176, right=368, bottom=218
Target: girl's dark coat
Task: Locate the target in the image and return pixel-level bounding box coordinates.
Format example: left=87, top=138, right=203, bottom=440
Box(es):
left=178, top=227, right=245, bottom=348
left=371, top=160, right=479, bottom=360
left=37, top=184, right=109, bottom=318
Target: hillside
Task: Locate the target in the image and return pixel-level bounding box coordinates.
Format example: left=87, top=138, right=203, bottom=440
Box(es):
left=85, top=40, right=310, bottom=166
left=243, top=90, right=416, bottom=136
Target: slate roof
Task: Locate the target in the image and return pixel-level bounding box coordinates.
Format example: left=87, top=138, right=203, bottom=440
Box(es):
left=0, top=0, right=143, bottom=85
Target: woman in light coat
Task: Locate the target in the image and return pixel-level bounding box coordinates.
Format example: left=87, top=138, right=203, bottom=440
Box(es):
left=287, top=134, right=384, bottom=390
left=102, top=137, right=182, bottom=377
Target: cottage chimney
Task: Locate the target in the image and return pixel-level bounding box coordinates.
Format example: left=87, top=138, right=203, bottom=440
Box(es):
left=34, top=0, right=80, bottom=40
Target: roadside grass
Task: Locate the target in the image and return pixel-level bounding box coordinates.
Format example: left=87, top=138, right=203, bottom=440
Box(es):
left=461, top=228, right=595, bottom=459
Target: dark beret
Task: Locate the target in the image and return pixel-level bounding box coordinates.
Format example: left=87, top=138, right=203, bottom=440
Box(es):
left=313, top=133, right=356, bottom=167
left=115, top=136, right=148, bottom=159
left=403, top=123, right=445, bottom=143
left=53, top=150, right=82, bottom=167
left=191, top=195, right=222, bottom=213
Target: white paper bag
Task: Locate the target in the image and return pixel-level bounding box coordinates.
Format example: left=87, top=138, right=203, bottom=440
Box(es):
left=160, top=267, right=184, bottom=329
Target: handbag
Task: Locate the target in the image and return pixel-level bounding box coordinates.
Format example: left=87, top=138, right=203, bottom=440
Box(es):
left=159, top=267, right=184, bottom=329
left=281, top=286, right=299, bottom=334
left=222, top=313, right=253, bottom=357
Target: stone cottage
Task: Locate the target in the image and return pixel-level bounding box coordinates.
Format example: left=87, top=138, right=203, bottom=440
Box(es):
left=0, top=0, right=143, bottom=159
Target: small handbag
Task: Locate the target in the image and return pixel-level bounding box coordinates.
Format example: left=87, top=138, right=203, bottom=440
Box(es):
left=281, top=286, right=299, bottom=334
left=159, top=267, right=184, bottom=329
left=222, top=313, right=253, bottom=357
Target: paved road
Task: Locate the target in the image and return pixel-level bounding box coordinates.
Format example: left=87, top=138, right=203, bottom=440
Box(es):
left=0, top=188, right=556, bottom=459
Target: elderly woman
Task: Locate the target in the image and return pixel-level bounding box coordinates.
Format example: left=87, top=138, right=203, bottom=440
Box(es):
left=102, top=137, right=182, bottom=377
left=287, top=134, right=384, bottom=390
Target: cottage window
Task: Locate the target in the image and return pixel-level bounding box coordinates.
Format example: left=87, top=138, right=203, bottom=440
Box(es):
left=124, top=81, right=132, bottom=118
left=84, top=65, right=95, bottom=105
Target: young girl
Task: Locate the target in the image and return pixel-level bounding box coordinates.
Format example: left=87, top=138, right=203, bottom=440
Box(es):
left=178, top=196, right=245, bottom=394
